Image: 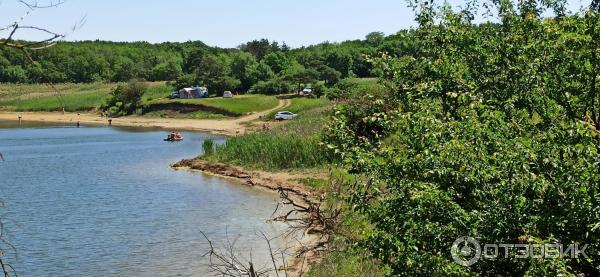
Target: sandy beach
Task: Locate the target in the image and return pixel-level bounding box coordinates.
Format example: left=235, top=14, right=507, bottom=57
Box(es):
left=0, top=99, right=290, bottom=136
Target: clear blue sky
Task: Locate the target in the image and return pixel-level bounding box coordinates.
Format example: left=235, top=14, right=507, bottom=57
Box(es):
left=0, top=0, right=592, bottom=48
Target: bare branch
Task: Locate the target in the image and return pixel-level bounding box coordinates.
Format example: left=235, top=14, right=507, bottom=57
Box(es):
left=1, top=0, right=67, bottom=51
left=200, top=230, right=273, bottom=277
left=17, top=0, right=65, bottom=10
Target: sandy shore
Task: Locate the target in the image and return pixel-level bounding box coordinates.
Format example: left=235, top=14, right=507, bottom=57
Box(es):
left=0, top=99, right=290, bottom=136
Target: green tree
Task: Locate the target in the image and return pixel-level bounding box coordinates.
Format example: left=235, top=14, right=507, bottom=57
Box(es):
left=281, top=62, right=319, bottom=93
left=104, top=79, right=148, bottom=116
left=251, top=62, right=275, bottom=82
left=0, top=65, right=28, bottom=83
left=239, top=39, right=279, bottom=59
left=317, top=65, right=342, bottom=86
left=262, top=52, right=289, bottom=74
left=230, top=52, right=258, bottom=92
left=195, top=54, right=240, bottom=95
left=150, top=60, right=182, bottom=81
left=249, top=78, right=292, bottom=95
left=324, top=0, right=600, bottom=275
left=325, top=49, right=354, bottom=78
left=172, top=73, right=197, bottom=90
left=365, top=31, right=385, bottom=46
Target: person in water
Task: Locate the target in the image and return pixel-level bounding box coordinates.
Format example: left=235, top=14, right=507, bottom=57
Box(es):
left=169, top=131, right=176, bottom=140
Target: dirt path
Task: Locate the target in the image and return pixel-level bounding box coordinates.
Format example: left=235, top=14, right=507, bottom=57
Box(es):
left=0, top=99, right=292, bottom=136
left=234, top=98, right=290, bottom=123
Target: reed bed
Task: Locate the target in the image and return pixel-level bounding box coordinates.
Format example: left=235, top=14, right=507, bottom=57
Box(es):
left=202, top=106, right=332, bottom=170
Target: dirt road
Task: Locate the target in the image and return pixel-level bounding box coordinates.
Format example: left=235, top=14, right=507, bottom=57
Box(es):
left=0, top=99, right=292, bottom=136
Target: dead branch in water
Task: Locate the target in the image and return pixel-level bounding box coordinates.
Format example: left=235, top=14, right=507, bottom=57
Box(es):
left=201, top=172, right=344, bottom=276
left=271, top=186, right=341, bottom=257
left=200, top=229, right=296, bottom=277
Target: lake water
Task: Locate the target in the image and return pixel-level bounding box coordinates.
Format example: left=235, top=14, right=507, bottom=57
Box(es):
left=0, top=122, right=287, bottom=276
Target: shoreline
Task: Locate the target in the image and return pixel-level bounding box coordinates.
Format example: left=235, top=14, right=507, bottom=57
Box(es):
left=171, top=159, right=319, bottom=204
left=171, top=159, right=326, bottom=274
left=0, top=111, right=241, bottom=136
left=0, top=99, right=290, bottom=136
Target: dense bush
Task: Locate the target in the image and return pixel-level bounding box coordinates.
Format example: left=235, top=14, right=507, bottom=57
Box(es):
left=324, top=1, right=600, bottom=275
left=325, top=78, right=383, bottom=100
left=103, top=79, right=148, bottom=116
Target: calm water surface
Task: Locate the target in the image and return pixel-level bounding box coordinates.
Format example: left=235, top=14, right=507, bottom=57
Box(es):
left=0, top=121, right=286, bottom=276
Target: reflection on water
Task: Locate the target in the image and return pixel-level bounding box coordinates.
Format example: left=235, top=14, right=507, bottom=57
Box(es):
left=0, top=122, right=287, bottom=276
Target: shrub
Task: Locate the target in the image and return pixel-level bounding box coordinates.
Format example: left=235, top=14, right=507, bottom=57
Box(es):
left=103, top=79, right=148, bottom=116
left=323, top=2, right=600, bottom=275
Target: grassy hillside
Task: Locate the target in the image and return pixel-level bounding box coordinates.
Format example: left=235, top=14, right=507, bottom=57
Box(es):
left=0, top=82, right=166, bottom=112
left=0, top=83, right=116, bottom=112
left=147, top=95, right=279, bottom=115
left=0, top=83, right=279, bottom=117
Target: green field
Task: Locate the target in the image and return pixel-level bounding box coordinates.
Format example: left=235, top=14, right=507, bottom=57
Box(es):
left=0, top=82, right=167, bottom=112
left=143, top=110, right=229, bottom=119
left=0, top=83, right=279, bottom=117
left=0, top=83, right=117, bottom=112
left=147, top=95, right=279, bottom=116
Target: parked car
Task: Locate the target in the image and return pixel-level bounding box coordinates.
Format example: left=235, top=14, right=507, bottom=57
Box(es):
left=301, top=88, right=313, bottom=95
left=275, top=111, right=297, bottom=121
left=223, top=91, right=233, bottom=98
left=169, top=91, right=180, bottom=99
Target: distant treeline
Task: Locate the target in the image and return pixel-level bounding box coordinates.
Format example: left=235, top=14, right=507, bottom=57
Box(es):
left=0, top=32, right=412, bottom=94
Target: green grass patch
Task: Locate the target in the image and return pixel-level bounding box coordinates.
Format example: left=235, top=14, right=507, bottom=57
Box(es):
left=285, top=97, right=329, bottom=114
left=143, top=110, right=229, bottom=119
left=141, top=84, right=174, bottom=103
left=346, top=77, right=379, bottom=86
left=149, top=94, right=278, bottom=115
left=202, top=95, right=278, bottom=114
left=307, top=248, right=385, bottom=277
left=297, top=177, right=329, bottom=190
left=0, top=82, right=167, bottom=112
left=202, top=107, right=331, bottom=170
left=0, top=91, right=110, bottom=112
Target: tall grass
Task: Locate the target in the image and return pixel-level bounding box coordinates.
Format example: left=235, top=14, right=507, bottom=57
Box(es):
left=202, top=107, right=332, bottom=170
left=205, top=133, right=329, bottom=170
left=202, top=139, right=215, bottom=155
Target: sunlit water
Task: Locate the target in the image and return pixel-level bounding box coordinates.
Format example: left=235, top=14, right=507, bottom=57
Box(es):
left=0, top=121, right=287, bottom=276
